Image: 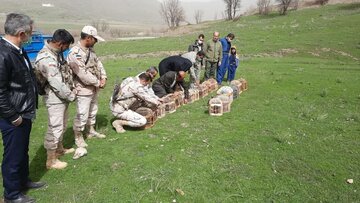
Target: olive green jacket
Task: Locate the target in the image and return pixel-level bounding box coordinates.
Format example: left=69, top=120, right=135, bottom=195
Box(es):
left=203, top=39, right=222, bottom=63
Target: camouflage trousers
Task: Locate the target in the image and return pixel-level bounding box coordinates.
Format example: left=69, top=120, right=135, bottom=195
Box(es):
left=73, top=94, right=98, bottom=132
left=44, top=103, right=69, bottom=150
left=189, top=62, right=202, bottom=89
left=110, top=102, right=146, bottom=127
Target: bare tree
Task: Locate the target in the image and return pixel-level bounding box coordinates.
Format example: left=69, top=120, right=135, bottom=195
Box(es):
left=223, top=0, right=242, bottom=20
left=194, top=10, right=204, bottom=24
left=257, top=0, right=271, bottom=15
left=291, top=0, right=300, bottom=10
left=100, top=21, right=109, bottom=32
left=159, top=0, right=186, bottom=29
left=277, top=0, right=292, bottom=15
left=91, top=20, right=100, bottom=31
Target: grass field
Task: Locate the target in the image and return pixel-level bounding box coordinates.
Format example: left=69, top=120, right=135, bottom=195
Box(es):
left=1, top=3, right=360, bottom=202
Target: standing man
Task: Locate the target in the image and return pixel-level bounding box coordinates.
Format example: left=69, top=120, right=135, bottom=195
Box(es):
left=111, top=73, right=161, bottom=133
left=203, top=31, right=222, bottom=81
left=158, top=55, right=192, bottom=76
left=67, top=25, right=107, bottom=148
left=181, top=51, right=205, bottom=88
left=35, top=29, right=76, bottom=170
left=0, top=13, right=45, bottom=203
left=188, top=33, right=205, bottom=52
left=217, top=33, right=235, bottom=85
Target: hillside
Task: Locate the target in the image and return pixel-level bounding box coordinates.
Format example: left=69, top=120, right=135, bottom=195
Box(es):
left=0, top=0, right=162, bottom=24
left=0, top=3, right=360, bottom=202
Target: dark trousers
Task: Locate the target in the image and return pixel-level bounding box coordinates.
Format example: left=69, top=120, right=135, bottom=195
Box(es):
left=204, top=61, right=218, bottom=81
left=0, top=118, right=32, bottom=200
left=217, top=54, right=229, bottom=84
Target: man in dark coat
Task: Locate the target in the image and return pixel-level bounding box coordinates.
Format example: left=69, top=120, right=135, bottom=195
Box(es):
left=158, top=55, right=193, bottom=76
left=0, top=13, right=45, bottom=203
left=152, top=71, right=189, bottom=102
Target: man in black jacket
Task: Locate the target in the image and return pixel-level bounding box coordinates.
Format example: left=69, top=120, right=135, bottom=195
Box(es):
left=0, top=13, right=45, bottom=203
left=158, top=55, right=193, bottom=76
left=152, top=71, right=189, bottom=102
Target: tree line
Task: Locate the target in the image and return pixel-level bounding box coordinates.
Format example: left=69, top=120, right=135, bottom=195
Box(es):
left=159, top=0, right=330, bottom=29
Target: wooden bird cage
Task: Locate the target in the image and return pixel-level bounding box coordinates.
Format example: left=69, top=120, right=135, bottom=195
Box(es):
left=216, top=86, right=234, bottom=103
left=188, top=89, right=199, bottom=103
left=207, top=78, right=219, bottom=92
left=173, top=91, right=185, bottom=108
left=156, top=104, right=166, bottom=118
left=216, top=95, right=231, bottom=113
left=230, top=84, right=240, bottom=99
left=135, top=107, right=157, bottom=129
left=239, top=78, right=248, bottom=91
left=162, top=94, right=176, bottom=114
left=208, top=97, right=223, bottom=116
left=198, top=83, right=209, bottom=98
left=230, top=80, right=242, bottom=94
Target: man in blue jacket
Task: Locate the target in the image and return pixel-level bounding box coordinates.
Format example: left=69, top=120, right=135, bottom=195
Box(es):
left=0, top=13, right=45, bottom=203
left=217, top=33, right=235, bottom=85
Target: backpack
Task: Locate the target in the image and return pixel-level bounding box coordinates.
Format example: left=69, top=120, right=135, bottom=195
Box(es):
left=34, top=67, right=48, bottom=95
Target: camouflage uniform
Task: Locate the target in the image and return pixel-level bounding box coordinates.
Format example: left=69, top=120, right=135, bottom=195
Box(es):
left=67, top=41, right=107, bottom=145
left=35, top=41, right=76, bottom=169
left=136, top=71, right=159, bottom=101
left=110, top=76, right=160, bottom=131
left=35, top=41, right=75, bottom=150
left=181, top=51, right=203, bottom=89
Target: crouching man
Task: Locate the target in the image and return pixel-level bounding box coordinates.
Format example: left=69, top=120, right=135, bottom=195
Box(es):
left=152, top=71, right=189, bottom=102
left=110, top=73, right=161, bottom=133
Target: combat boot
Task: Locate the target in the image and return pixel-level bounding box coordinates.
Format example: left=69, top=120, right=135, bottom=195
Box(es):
left=74, top=130, right=88, bottom=148
left=56, top=142, right=75, bottom=158
left=112, top=120, right=126, bottom=133
left=87, top=125, right=106, bottom=139
left=46, top=150, right=68, bottom=170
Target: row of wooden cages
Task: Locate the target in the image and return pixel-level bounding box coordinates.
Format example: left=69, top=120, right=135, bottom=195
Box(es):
left=208, top=78, right=248, bottom=116
left=136, top=78, right=248, bottom=128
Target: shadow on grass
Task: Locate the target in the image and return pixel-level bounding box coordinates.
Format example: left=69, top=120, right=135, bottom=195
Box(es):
left=337, top=3, right=360, bottom=10
left=28, top=127, right=75, bottom=182
left=28, top=146, right=46, bottom=182
left=96, top=114, right=109, bottom=129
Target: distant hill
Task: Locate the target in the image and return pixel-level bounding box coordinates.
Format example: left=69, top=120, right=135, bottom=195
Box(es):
left=0, top=0, right=163, bottom=24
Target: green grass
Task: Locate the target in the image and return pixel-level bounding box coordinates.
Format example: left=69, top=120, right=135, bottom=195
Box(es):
left=2, top=3, right=360, bottom=202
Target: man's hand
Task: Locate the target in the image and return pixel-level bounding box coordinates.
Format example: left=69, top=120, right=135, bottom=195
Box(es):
left=12, top=116, right=23, bottom=126
left=100, top=78, right=107, bottom=88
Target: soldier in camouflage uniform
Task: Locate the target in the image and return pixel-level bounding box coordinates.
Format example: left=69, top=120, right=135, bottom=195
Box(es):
left=67, top=26, right=107, bottom=148
left=34, top=29, right=76, bottom=170
left=136, top=66, right=160, bottom=100
left=181, top=51, right=205, bottom=88
left=110, top=73, right=161, bottom=133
